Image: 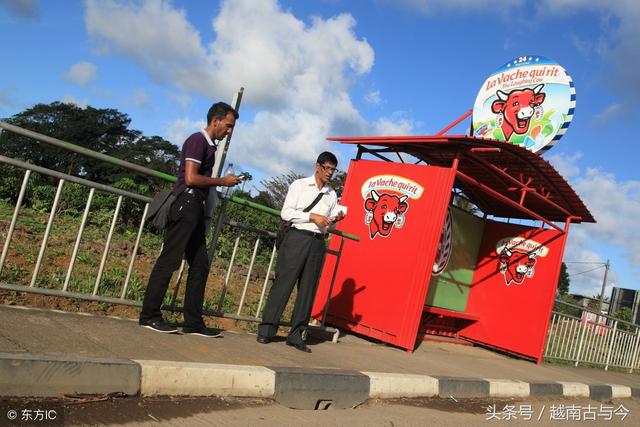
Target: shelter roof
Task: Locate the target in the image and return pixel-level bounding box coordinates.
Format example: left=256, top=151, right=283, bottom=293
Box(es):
left=330, top=135, right=595, bottom=224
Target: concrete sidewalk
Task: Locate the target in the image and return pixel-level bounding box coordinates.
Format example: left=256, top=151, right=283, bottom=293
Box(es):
left=1, top=305, right=639, bottom=408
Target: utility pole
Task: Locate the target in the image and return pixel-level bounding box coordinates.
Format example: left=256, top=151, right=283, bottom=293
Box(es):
left=598, top=259, right=610, bottom=314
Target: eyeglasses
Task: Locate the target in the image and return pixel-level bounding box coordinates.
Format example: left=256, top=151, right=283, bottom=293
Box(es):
left=320, top=164, right=337, bottom=173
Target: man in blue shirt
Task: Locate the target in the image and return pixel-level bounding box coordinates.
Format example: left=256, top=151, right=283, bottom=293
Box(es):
left=139, top=102, right=241, bottom=337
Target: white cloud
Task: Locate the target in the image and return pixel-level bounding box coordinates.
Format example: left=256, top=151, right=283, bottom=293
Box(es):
left=591, top=103, right=625, bottom=125
left=166, top=91, right=191, bottom=109
left=125, top=88, right=151, bottom=109
left=63, top=62, right=97, bottom=86
left=164, top=117, right=205, bottom=147
left=540, top=0, right=640, bottom=109
left=62, top=94, right=89, bottom=108
left=547, top=152, right=582, bottom=180
left=372, top=115, right=414, bottom=136
left=85, top=0, right=390, bottom=177
left=552, top=155, right=640, bottom=295
left=383, top=0, right=524, bottom=14
left=365, top=90, right=381, bottom=105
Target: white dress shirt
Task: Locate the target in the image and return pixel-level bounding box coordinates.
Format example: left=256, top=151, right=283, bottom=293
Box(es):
left=281, top=175, right=340, bottom=234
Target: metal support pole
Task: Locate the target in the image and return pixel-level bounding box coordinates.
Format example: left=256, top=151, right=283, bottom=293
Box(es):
left=93, top=196, right=123, bottom=295
left=629, top=328, right=640, bottom=373
left=217, top=234, right=240, bottom=313
left=169, top=259, right=187, bottom=312
left=574, top=317, right=588, bottom=367
left=321, top=238, right=345, bottom=327
left=207, top=197, right=228, bottom=262
left=256, top=243, right=277, bottom=317
left=598, top=259, right=610, bottom=315
left=0, top=170, right=31, bottom=275
left=121, top=203, right=149, bottom=299
left=31, top=179, right=65, bottom=287
left=237, top=237, right=260, bottom=315
left=604, top=320, right=618, bottom=371
left=63, top=188, right=95, bottom=292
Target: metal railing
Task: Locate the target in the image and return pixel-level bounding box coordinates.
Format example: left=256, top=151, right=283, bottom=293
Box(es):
left=544, top=299, right=640, bottom=372
left=0, top=122, right=358, bottom=340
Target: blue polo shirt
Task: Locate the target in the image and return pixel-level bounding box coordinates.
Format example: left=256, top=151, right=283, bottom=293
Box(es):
left=173, top=130, right=217, bottom=199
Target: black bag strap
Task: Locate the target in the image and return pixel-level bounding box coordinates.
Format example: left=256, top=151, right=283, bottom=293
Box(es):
left=302, top=192, right=325, bottom=213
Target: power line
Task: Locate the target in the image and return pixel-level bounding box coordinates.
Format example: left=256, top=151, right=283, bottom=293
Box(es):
left=567, top=265, right=606, bottom=277
left=564, top=261, right=607, bottom=265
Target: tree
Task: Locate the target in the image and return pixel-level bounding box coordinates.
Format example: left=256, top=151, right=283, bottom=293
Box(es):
left=260, top=171, right=304, bottom=209
left=557, top=262, right=570, bottom=295
left=0, top=102, right=179, bottom=194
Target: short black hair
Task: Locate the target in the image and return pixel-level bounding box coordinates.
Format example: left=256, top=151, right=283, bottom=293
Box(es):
left=207, top=102, right=239, bottom=124
left=316, top=151, right=338, bottom=166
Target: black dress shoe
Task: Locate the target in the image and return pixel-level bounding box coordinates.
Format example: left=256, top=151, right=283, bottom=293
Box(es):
left=256, top=335, right=271, bottom=344
left=286, top=341, right=312, bottom=353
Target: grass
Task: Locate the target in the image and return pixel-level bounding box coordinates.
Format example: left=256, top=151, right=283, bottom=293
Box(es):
left=0, top=198, right=302, bottom=334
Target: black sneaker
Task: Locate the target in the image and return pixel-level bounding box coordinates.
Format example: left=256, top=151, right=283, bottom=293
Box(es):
left=182, top=325, right=223, bottom=338
left=139, top=318, right=178, bottom=334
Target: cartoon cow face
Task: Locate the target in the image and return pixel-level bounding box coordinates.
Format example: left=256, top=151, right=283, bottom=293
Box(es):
left=364, top=190, right=408, bottom=239
left=498, top=247, right=537, bottom=286
left=491, top=84, right=546, bottom=141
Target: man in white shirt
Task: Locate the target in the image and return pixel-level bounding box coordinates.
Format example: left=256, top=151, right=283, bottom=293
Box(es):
left=257, top=152, right=345, bottom=353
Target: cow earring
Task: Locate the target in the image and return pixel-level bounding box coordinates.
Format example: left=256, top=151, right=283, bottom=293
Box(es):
left=395, top=213, right=405, bottom=228
left=495, top=112, right=503, bottom=127
left=365, top=211, right=373, bottom=224
left=534, top=106, right=543, bottom=121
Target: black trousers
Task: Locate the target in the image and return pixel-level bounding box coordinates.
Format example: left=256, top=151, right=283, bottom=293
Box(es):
left=140, top=192, right=209, bottom=329
left=258, top=228, right=326, bottom=344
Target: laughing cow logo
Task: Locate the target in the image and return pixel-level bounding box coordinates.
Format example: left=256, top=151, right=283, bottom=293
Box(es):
left=496, top=238, right=549, bottom=286
left=492, top=84, right=546, bottom=140
left=361, top=175, right=423, bottom=240
left=364, top=190, right=408, bottom=239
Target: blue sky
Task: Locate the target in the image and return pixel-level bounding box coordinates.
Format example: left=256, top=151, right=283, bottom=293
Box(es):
left=1, top=0, right=639, bottom=298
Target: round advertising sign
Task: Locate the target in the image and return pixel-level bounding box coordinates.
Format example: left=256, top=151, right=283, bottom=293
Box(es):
left=472, top=56, right=575, bottom=153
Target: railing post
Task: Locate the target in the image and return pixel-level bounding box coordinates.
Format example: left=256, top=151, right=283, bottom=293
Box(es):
left=256, top=243, right=277, bottom=318
left=237, top=237, right=260, bottom=315
left=31, top=179, right=65, bottom=287
left=604, top=320, right=618, bottom=371
left=216, top=233, right=240, bottom=313
left=629, top=327, right=640, bottom=374
left=63, top=188, right=95, bottom=292
left=93, top=196, right=123, bottom=295
left=121, top=203, right=149, bottom=299
left=0, top=170, right=31, bottom=276
left=574, top=317, right=588, bottom=367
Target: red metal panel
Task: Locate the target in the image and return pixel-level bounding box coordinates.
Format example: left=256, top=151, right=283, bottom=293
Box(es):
left=312, top=159, right=456, bottom=351
left=460, top=220, right=566, bottom=361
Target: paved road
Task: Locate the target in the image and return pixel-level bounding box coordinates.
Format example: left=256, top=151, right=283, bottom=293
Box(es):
left=2, top=396, right=638, bottom=426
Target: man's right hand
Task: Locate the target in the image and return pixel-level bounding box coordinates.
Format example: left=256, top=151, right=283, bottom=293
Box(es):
left=309, top=213, right=331, bottom=228
left=220, top=174, right=242, bottom=187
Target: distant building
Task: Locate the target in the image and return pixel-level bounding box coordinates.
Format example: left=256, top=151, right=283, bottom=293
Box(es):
left=608, top=287, right=640, bottom=325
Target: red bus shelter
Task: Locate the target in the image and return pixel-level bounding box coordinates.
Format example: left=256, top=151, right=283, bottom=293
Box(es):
left=311, top=119, right=595, bottom=363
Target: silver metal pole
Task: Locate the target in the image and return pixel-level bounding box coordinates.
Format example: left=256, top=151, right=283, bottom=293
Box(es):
left=217, top=235, right=240, bottom=313
left=63, top=188, right=95, bottom=292
left=604, top=320, right=618, bottom=371
left=30, top=179, right=65, bottom=288
left=598, top=260, right=610, bottom=314
left=93, top=195, right=123, bottom=296
left=574, top=318, right=588, bottom=367
left=256, top=243, right=277, bottom=317
left=0, top=170, right=31, bottom=275
left=236, top=237, right=260, bottom=315
left=629, top=328, right=640, bottom=373
left=121, top=203, right=149, bottom=299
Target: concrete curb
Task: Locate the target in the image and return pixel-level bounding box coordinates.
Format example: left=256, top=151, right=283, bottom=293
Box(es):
left=0, top=352, right=140, bottom=397
left=1, top=353, right=638, bottom=406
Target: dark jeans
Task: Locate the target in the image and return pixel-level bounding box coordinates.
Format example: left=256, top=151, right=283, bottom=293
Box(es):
left=140, top=192, right=209, bottom=329
left=258, top=228, right=326, bottom=344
